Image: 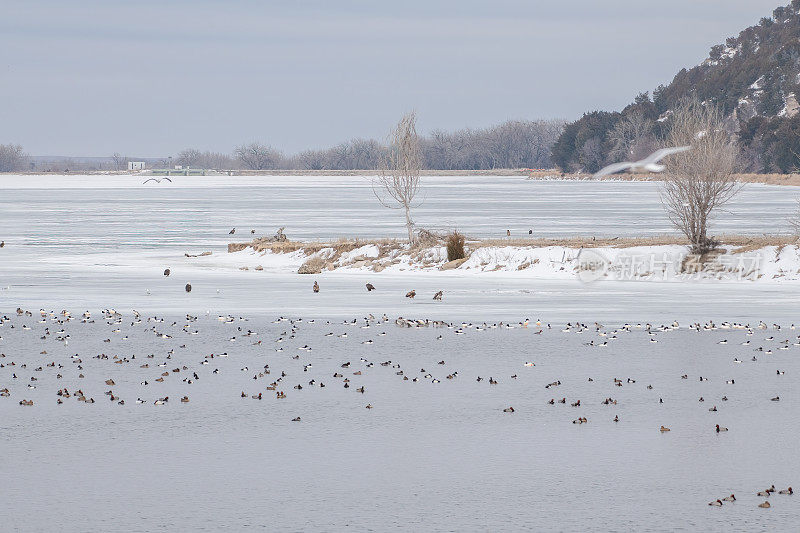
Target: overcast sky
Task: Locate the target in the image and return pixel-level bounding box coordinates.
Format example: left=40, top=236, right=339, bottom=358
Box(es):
left=0, top=0, right=782, bottom=156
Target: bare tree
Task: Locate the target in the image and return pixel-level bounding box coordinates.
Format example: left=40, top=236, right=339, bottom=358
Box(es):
left=374, top=111, right=422, bottom=243
left=176, top=148, right=202, bottom=168
left=203, top=151, right=237, bottom=170
left=420, top=120, right=563, bottom=170
left=176, top=149, right=236, bottom=169
left=607, top=111, right=656, bottom=162
left=234, top=143, right=283, bottom=170
left=349, top=138, right=385, bottom=169
left=423, top=129, right=452, bottom=169
left=110, top=153, right=129, bottom=171
left=0, top=144, right=26, bottom=172
left=578, top=136, right=605, bottom=173
left=660, top=97, right=740, bottom=255
left=297, top=149, right=326, bottom=170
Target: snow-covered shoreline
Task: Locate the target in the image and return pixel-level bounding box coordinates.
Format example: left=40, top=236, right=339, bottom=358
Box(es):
left=218, top=242, right=800, bottom=283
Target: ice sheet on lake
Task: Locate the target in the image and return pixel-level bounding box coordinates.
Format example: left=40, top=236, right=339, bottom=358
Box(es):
left=1, top=174, right=799, bottom=323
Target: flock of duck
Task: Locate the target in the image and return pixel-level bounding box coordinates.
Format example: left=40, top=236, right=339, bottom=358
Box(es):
left=0, top=308, right=796, bottom=508
left=1, top=311, right=795, bottom=411
left=708, top=485, right=792, bottom=509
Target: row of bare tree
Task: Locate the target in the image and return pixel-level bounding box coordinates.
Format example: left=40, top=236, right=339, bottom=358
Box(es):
left=422, top=120, right=564, bottom=170
left=170, top=119, right=564, bottom=171
left=299, top=119, right=563, bottom=171
left=7, top=118, right=564, bottom=173
left=0, top=103, right=792, bottom=258
left=379, top=101, right=745, bottom=257
left=0, top=144, right=26, bottom=172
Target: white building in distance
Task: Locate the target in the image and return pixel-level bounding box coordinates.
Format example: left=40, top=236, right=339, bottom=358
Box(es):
left=128, top=161, right=145, bottom=171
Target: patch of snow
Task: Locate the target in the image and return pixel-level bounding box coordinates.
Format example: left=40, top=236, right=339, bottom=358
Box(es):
left=339, top=245, right=380, bottom=264
left=232, top=244, right=800, bottom=284
left=785, top=93, right=800, bottom=118
left=198, top=248, right=309, bottom=273
left=721, top=44, right=739, bottom=59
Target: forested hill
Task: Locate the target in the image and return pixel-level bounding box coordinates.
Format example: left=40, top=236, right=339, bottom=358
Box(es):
left=552, top=1, right=800, bottom=174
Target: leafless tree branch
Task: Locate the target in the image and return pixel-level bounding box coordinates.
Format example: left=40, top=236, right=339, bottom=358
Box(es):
left=660, top=97, right=741, bottom=255
left=374, top=111, right=422, bottom=243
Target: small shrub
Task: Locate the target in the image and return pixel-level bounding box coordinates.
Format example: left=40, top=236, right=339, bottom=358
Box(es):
left=689, top=236, right=720, bottom=256
left=298, top=255, right=325, bottom=274
left=446, top=231, right=466, bottom=261
left=417, top=228, right=445, bottom=246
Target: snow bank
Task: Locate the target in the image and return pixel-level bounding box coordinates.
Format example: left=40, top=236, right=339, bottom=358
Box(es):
left=338, top=244, right=380, bottom=264
left=222, top=243, right=800, bottom=283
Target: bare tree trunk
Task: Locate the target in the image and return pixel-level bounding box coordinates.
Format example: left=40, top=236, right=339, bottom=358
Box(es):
left=111, top=153, right=128, bottom=171
left=404, top=205, right=414, bottom=242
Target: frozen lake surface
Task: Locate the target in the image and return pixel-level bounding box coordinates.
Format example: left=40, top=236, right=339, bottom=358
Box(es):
left=1, top=174, right=799, bottom=323
left=1, top=312, right=797, bottom=531
left=0, top=174, right=797, bottom=249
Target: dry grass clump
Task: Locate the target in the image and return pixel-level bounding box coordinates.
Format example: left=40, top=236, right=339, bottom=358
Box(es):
left=236, top=237, right=403, bottom=256
left=735, top=173, right=800, bottom=186
left=446, top=231, right=466, bottom=261
left=680, top=249, right=727, bottom=274
left=297, top=255, right=326, bottom=274
left=416, top=228, right=446, bottom=246
left=526, top=171, right=800, bottom=187
left=728, top=235, right=797, bottom=254
left=474, top=236, right=687, bottom=249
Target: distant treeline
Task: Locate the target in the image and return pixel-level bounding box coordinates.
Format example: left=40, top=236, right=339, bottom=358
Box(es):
left=1, top=119, right=564, bottom=173
left=178, top=119, right=564, bottom=171
left=0, top=144, right=25, bottom=172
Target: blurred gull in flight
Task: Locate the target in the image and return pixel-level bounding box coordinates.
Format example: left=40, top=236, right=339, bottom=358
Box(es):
left=593, top=146, right=691, bottom=178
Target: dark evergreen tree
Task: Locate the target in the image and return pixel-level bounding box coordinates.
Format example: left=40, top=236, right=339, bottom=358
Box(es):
left=551, top=2, right=800, bottom=172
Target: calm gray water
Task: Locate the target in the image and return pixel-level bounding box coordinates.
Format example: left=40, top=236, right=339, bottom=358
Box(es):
left=1, top=313, right=797, bottom=531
